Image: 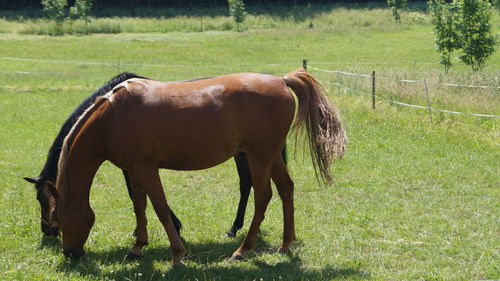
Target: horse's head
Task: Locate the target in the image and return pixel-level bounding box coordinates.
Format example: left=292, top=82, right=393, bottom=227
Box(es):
left=47, top=178, right=95, bottom=260
left=57, top=197, right=95, bottom=260
left=23, top=177, right=60, bottom=236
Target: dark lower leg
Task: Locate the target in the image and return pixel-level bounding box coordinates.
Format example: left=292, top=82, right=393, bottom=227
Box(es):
left=227, top=182, right=251, bottom=237
left=227, top=153, right=253, bottom=237
left=170, top=210, right=182, bottom=236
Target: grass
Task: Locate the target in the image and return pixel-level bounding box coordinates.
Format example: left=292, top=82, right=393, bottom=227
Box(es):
left=0, top=4, right=499, bottom=281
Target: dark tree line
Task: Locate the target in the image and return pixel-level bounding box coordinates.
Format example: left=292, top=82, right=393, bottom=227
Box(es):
left=2, top=0, right=399, bottom=10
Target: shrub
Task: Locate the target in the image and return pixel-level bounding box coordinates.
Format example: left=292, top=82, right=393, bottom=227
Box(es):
left=227, top=0, right=247, bottom=32
left=428, top=0, right=461, bottom=72
left=70, top=0, right=93, bottom=34
left=387, top=0, right=408, bottom=23
left=429, top=0, right=496, bottom=72
left=41, top=0, right=67, bottom=35
left=457, top=0, right=496, bottom=71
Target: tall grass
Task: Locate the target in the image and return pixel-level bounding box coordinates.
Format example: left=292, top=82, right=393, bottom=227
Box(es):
left=1, top=4, right=437, bottom=35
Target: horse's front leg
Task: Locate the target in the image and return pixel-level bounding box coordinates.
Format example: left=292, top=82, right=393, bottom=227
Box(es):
left=130, top=165, right=185, bottom=266
left=124, top=171, right=149, bottom=259
left=123, top=170, right=183, bottom=260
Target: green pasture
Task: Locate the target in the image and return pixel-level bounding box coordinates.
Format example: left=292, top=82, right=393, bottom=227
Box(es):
left=0, top=5, right=499, bottom=281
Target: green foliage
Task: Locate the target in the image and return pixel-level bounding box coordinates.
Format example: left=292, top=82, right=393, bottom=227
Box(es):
left=429, top=0, right=496, bottom=72
left=227, top=0, right=247, bottom=31
left=428, top=0, right=461, bottom=72
left=41, top=0, right=67, bottom=35
left=69, top=0, right=92, bottom=22
left=69, top=0, right=93, bottom=34
left=457, top=0, right=496, bottom=71
left=387, top=0, right=408, bottom=23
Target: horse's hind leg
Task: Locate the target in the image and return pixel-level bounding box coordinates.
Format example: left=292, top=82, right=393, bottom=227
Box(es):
left=271, top=156, right=296, bottom=252
left=129, top=165, right=185, bottom=266
left=226, top=153, right=252, bottom=238
left=231, top=156, right=273, bottom=260
left=226, top=144, right=288, bottom=238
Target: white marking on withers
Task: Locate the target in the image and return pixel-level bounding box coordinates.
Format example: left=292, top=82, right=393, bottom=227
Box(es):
left=103, top=78, right=144, bottom=103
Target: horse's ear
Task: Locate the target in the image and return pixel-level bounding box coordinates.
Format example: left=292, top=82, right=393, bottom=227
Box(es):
left=46, top=181, right=58, bottom=198
left=24, top=176, right=42, bottom=184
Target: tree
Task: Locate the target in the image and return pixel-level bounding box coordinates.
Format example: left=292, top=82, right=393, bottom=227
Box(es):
left=227, top=0, right=247, bottom=32
left=42, top=0, right=67, bottom=35
left=457, top=0, right=496, bottom=72
left=70, top=0, right=93, bottom=34
left=387, top=0, right=408, bottom=23
left=428, top=0, right=461, bottom=72
left=429, top=0, right=496, bottom=72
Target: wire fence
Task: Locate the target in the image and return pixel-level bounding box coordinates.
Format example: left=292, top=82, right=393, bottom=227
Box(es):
left=308, top=64, right=500, bottom=119
left=324, top=80, right=500, bottom=118
left=309, top=65, right=500, bottom=89
left=1, top=56, right=499, bottom=118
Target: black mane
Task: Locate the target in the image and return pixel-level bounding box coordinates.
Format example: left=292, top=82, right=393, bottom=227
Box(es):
left=39, top=72, right=149, bottom=182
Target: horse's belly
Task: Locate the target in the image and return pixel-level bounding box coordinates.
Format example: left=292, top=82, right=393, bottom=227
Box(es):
left=159, top=150, right=235, bottom=171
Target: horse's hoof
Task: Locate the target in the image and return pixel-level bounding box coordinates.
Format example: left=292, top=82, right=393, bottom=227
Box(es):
left=229, top=253, right=244, bottom=261
left=172, top=259, right=184, bottom=267
left=126, top=251, right=144, bottom=260
left=277, top=246, right=291, bottom=254
left=63, top=247, right=85, bottom=260
left=225, top=226, right=238, bottom=238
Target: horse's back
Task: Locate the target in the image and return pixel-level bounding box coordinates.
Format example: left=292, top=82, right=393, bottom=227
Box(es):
left=102, top=73, right=294, bottom=170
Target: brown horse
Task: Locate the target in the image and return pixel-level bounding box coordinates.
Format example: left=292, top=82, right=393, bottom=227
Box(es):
left=46, top=69, right=346, bottom=265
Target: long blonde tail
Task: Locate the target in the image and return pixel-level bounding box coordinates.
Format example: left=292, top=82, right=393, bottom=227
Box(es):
left=284, top=68, right=347, bottom=185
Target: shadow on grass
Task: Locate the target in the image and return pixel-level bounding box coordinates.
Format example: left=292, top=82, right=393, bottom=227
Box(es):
left=52, top=234, right=368, bottom=280
left=39, top=235, right=61, bottom=251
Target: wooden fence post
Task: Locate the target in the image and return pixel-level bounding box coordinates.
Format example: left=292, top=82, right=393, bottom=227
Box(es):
left=303, top=59, right=307, bottom=71
left=371, top=70, right=376, bottom=110
left=423, top=78, right=433, bottom=123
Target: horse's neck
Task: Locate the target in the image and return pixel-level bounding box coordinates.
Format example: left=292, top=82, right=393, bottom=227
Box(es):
left=61, top=130, right=104, bottom=210
left=40, top=145, right=61, bottom=182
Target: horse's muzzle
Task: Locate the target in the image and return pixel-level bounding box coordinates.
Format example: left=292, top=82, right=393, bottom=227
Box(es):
left=63, top=247, right=85, bottom=260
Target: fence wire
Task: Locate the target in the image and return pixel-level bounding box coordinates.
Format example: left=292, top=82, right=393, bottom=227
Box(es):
left=322, top=80, right=500, bottom=118
left=309, top=65, right=500, bottom=89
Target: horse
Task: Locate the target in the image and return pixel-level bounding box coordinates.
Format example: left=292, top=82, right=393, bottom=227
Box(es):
left=23, top=72, right=286, bottom=239
left=46, top=68, right=346, bottom=265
